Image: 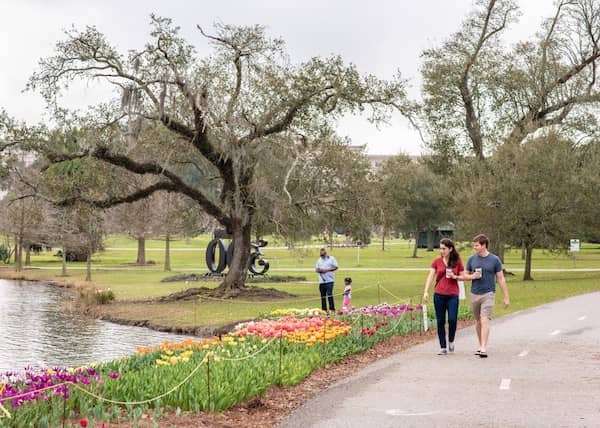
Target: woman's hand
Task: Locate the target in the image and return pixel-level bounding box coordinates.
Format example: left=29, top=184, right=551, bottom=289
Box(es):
left=423, top=291, right=429, bottom=303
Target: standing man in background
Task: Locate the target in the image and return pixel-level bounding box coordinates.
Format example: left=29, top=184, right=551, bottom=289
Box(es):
left=316, top=247, right=338, bottom=314
left=466, top=234, right=510, bottom=358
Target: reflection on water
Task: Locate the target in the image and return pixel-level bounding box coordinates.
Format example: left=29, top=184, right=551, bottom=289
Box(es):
left=0, top=279, right=191, bottom=372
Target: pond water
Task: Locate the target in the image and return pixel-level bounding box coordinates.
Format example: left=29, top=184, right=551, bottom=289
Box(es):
left=0, top=279, right=192, bottom=372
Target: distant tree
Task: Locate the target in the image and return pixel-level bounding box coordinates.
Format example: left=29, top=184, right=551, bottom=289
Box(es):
left=453, top=134, right=591, bottom=280
left=256, top=132, right=373, bottom=247
left=153, top=191, right=209, bottom=271
left=373, top=155, right=411, bottom=251
left=376, top=156, right=449, bottom=257
left=306, top=142, right=374, bottom=247
left=0, top=159, right=48, bottom=271
left=578, top=139, right=600, bottom=242
left=106, top=176, right=163, bottom=265
left=42, top=155, right=107, bottom=276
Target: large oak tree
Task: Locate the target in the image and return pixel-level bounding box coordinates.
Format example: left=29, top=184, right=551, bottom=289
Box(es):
left=23, top=17, right=413, bottom=294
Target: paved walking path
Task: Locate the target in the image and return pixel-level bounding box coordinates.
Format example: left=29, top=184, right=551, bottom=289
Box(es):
left=278, top=292, right=600, bottom=428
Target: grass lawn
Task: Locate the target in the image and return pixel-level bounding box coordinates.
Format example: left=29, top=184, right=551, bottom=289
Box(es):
left=2, top=236, right=599, bottom=330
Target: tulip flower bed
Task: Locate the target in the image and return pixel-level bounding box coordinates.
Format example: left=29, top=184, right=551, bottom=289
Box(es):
left=0, top=367, right=120, bottom=427
left=344, top=302, right=422, bottom=317
left=265, top=307, right=323, bottom=318
left=0, top=304, right=426, bottom=427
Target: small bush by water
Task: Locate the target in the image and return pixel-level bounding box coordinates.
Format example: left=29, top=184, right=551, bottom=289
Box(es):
left=77, top=288, right=115, bottom=306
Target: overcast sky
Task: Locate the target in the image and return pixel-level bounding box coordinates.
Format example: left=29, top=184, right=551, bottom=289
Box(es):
left=1, top=0, right=557, bottom=154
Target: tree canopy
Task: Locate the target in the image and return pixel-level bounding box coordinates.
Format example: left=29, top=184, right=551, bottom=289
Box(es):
left=422, top=0, right=600, bottom=159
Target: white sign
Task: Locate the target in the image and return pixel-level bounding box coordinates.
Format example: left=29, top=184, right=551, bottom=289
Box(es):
left=458, top=281, right=466, bottom=300
left=570, top=239, right=580, bottom=252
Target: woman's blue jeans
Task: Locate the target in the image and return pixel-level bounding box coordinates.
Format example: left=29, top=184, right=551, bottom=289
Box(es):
left=434, top=293, right=459, bottom=349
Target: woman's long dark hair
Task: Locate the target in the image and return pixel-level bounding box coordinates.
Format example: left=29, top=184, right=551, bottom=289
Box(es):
left=441, top=238, right=460, bottom=268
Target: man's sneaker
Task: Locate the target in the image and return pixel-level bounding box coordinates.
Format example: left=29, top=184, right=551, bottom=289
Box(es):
left=449, top=342, right=455, bottom=353
left=437, top=348, right=448, bottom=355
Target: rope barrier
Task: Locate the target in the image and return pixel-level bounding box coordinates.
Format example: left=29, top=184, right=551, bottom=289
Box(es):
left=69, top=359, right=207, bottom=406
left=197, top=284, right=375, bottom=305
left=376, top=305, right=411, bottom=338
left=1, top=359, right=208, bottom=408
left=0, top=383, right=9, bottom=419
left=379, top=284, right=404, bottom=302
left=219, top=336, right=278, bottom=362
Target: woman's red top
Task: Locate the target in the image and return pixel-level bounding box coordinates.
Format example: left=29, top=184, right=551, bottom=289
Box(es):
left=431, top=256, right=464, bottom=296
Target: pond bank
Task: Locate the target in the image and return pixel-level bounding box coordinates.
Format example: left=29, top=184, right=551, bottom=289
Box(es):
left=97, top=310, right=246, bottom=337
left=0, top=268, right=244, bottom=338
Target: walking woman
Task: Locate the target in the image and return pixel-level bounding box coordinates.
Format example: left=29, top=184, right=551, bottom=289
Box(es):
left=423, top=238, right=465, bottom=355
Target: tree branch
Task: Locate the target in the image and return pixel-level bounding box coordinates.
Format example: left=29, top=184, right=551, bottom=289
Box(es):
left=459, top=0, right=517, bottom=159
left=226, top=54, right=243, bottom=124
left=45, top=148, right=231, bottom=228
left=240, top=86, right=334, bottom=144
left=55, top=181, right=178, bottom=208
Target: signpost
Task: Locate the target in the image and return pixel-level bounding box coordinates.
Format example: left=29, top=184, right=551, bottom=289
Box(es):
left=570, top=239, right=580, bottom=268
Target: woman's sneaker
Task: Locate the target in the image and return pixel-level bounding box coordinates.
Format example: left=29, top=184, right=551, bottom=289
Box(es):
left=449, top=342, right=455, bottom=353
left=437, top=348, right=448, bottom=355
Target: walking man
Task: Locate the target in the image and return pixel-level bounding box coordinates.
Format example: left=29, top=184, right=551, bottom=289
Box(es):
left=316, top=247, right=338, bottom=314
left=465, top=234, right=509, bottom=358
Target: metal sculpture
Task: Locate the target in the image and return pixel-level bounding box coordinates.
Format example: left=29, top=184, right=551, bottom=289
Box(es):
left=205, top=238, right=270, bottom=275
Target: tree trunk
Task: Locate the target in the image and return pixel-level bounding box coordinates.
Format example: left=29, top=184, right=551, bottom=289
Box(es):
left=216, top=220, right=252, bottom=295
left=381, top=226, right=386, bottom=251
left=498, top=243, right=505, bottom=263
left=412, top=229, right=419, bottom=258
left=13, top=243, right=18, bottom=264
left=17, top=201, right=25, bottom=271
left=136, top=236, right=146, bottom=265
left=16, top=236, right=23, bottom=272
left=61, top=244, right=67, bottom=276
left=489, top=238, right=505, bottom=263
left=25, top=246, right=31, bottom=266
left=85, top=252, right=92, bottom=282
left=164, top=233, right=171, bottom=272
left=521, top=241, right=526, bottom=260
left=427, top=229, right=435, bottom=252
left=523, top=245, right=533, bottom=281
left=60, top=210, right=68, bottom=276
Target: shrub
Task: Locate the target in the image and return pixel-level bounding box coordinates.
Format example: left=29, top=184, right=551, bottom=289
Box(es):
left=77, top=288, right=115, bottom=306
left=0, top=244, right=10, bottom=263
